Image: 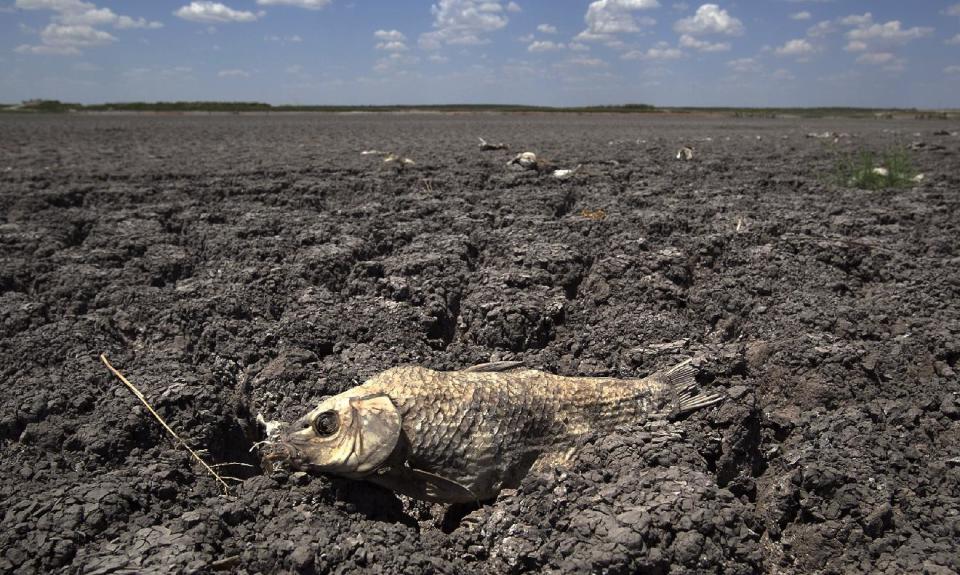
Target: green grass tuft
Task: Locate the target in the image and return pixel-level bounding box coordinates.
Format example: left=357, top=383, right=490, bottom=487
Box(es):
left=835, top=147, right=918, bottom=190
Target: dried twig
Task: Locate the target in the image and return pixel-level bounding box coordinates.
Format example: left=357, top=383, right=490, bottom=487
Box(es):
left=210, top=462, right=256, bottom=469
left=100, top=354, right=233, bottom=495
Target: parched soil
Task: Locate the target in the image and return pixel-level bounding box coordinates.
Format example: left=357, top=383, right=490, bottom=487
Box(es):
left=1, top=113, right=958, bottom=575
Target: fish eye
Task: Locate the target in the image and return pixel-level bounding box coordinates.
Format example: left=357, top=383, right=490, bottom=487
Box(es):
left=312, top=411, right=340, bottom=437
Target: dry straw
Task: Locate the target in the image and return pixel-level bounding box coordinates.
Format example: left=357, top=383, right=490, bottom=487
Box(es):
left=100, top=354, right=233, bottom=495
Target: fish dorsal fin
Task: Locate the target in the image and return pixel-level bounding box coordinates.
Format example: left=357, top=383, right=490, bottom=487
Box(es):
left=347, top=394, right=402, bottom=474
left=407, top=466, right=478, bottom=503
left=463, top=361, right=525, bottom=373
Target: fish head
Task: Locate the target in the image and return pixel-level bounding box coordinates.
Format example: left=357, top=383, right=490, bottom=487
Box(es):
left=265, top=392, right=402, bottom=478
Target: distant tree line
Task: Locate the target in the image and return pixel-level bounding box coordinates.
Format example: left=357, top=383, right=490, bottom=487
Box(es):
left=0, top=99, right=947, bottom=118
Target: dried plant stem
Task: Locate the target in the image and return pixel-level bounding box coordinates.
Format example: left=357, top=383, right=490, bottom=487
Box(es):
left=100, top=354, right=232, bottom=495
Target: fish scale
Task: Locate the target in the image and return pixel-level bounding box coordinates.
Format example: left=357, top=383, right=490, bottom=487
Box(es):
left=269, top=360, right=722, bottom=503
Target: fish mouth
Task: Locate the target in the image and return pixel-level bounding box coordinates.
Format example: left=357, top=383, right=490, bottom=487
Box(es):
left=260, top=441, right=303, bottom=466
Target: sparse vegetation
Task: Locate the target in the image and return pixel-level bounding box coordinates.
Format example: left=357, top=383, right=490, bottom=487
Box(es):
left=834, top=147, right=918, bottom=190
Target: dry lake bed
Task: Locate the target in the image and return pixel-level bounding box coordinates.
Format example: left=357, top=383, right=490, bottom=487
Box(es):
left=1, top=113, right=958, bottom=574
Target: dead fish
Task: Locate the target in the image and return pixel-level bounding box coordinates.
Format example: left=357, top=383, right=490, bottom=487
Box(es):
left=478, top=137, right=508, bottom=151
left=676, top=146, right=694, bottom=161
left=263, top=359, right=722, bottom=503
left=381, top=153, right=416, bottom=172
left=552, top=164, right=582, bottom=180
left=507, top=151, right=539, bottom=171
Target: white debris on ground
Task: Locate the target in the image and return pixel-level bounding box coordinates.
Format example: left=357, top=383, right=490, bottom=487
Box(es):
left=256, top=413, right=284, bottom=440
left=383, top=153, right=415, bottom=166
left=676, top=146, right=694, bottom=161
left=507, top=151, right=539, bottom=170
left=552, top=164, right=582, bottom=180
left=478, top=137, right=507, bottom=151
left=806, top=131, right=851, bottom=143
left=912, top=173, right=925, bottom=183
left=872, top=167, right=889, bottom=177
left=360, top=149, right=415, bottom=168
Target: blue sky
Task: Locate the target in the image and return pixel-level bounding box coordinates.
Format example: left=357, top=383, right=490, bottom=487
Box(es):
left=2, top=1, right=959, bottom=107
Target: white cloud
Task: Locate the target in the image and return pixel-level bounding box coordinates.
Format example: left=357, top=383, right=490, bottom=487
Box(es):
left=374, top=29, right=405, bottom=42
left=42, top=22, right=113, bottom=44
left=15, top=0, right=79, bottom=8
left=174, top=2, right=261, bottom=23
left=17, top=21, right=116, bottom=54
left=255, top=0, right=330, bottom=9
left=844, top=40, right=867, bottom=52
left=537, top=23, right=557, bottom=34
left=947, top=34, right=960, bottom=46
left=527, top=40, right=564, bottom=52
left=806, top=20, right=833, bottom=37
left=839, top=12, right=872, bottom=27
left=846, top=20, right=933, bottom=47
left=838, top=13, right=932, bottom=58
left=576, top=0, right=659, bottom=42
left=376, top=41, right=407, bottom=51
left=726, top=57, right=759, bottom=72
left=945, top=65, right=960, bottom=74
left=419, top=0, right=512, bottom=49
left=855, top=52, right=894, bottom=65
left=674, top=3, right=743, bottom=36
left=373, top=52, right=420, bottom=73
left=506, top=1, right=521, bottom=12
left=790, top=11, right=811, bottom=21
left=775, top=38, right=817, bottom=57
left=851, top=51, right=906, bottom=73
left=566, top=56, right=608, bottom=67
left=679, top=33, right=728, bottom=51
left=14, top=0, right=161, bottom=54
left=265, top=33, right=302, bottom=43
left=374, top=29, right=408, bottom=51
left=218, top=68, right=250, bottom=77
left=946, top=4, right=960, bottom=17
left=15, top=43, right=79, bottom=55
left=568, top=41, right=590, bottom=51
left=622, top=42, right=683, bottom=60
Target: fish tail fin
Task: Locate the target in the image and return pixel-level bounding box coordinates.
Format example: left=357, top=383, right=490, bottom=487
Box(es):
left=651, top=358, right=724, bottom=417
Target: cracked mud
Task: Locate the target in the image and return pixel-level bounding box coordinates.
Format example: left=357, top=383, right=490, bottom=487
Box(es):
left=1, top=113, right=958, bottom=574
